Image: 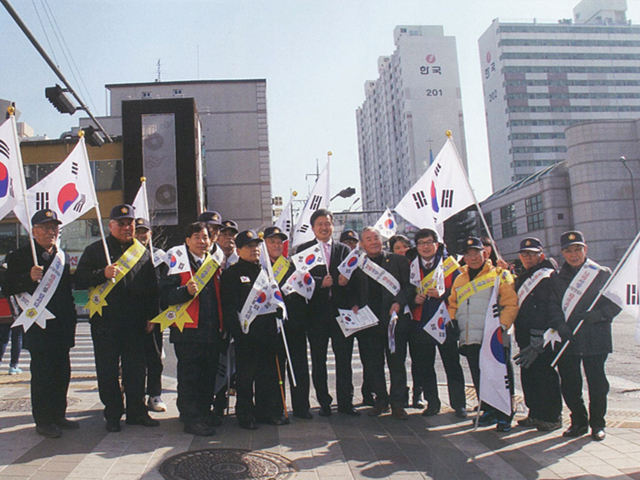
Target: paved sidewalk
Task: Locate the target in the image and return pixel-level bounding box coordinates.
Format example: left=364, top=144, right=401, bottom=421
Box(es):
left=1, top=322, right=640, bottom=479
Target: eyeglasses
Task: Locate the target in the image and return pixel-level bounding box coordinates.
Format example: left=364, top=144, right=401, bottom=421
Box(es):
left=34, top=224, right=59, bottom=232
left=520, top=251, right=540, bottom=258
left=417, top=240, right=436, bottom=247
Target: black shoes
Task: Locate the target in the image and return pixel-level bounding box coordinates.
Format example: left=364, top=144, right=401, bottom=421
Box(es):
left=256, top=415, right=290, bottom=425
left=517, top=416, right=540, bottom=428
left=455, top=407, right=468, bottom=419
left=55, top=418, right=80, bottom=430
left=239, top=419, right=258, bottom=430
left=293, top=411, right=313, bottom=420
left=318, top=405, right=332, bottom=417
left=126, top=414, right=160, bottom=427
left=392, top=407, right=408, bottom=420
left=36, top=424, right=62, bottom=438
left=368, top=402, right=390, bottom=417
left=106, top=419, right=121, bottom=432
left=592, top=429, right=606, bottom=441
left=184, top=421, right=216, bottom=436
left=338, top=406, right=361, bottom=417
left=421, top=406, right=440, bottom=417
left=537, top=419, right=563, bottom=432
left=563, top=424, right=589, bottom=438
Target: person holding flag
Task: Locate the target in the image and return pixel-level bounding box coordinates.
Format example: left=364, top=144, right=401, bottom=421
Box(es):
left=408, top=229, right=467, bottom=419
left=157, top=222, right=224, bottom=436
left=221, top=230, right=287, bottom=429
left=547, top=231, right=620, bottom=441
left=348, top=227, right=414, bottom=420
left=512, top=238, right=562, bottom=432
left=2, top=209, right=77, bottom=438
left=75, top=204, right=159, bottom=433
left=448, top=237, right=518, bottom=432
left=295, top=209, right=355, bottom=417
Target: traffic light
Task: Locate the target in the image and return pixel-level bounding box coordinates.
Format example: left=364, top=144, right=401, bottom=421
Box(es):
left=82, top=126, right=104, bottom=147
left=45, top=85, right=77, bottom=114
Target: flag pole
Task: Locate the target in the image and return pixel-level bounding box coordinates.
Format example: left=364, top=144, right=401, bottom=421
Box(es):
left=139, top=176, right=157, bottom=264
left=445, top=131, right=503, bottom=263
left=8, top=107, right=38, bottom=266
left=551, top=228, right=640, bottom=367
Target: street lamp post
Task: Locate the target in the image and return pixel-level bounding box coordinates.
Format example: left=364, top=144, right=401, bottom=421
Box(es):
left=620, top=156, right=639, bottom=233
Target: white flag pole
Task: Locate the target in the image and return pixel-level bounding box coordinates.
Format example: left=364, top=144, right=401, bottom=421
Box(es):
left=8, top=108, right=38, bottom=266
left=445, top=130, right=502, bottom=262
left=139, top=176, right=156, bottom=260
left=551, top=228, right=640, bottom=367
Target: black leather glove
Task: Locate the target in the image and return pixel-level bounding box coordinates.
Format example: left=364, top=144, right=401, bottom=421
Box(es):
left=556, top=322, right=575, bottom=342
left=581, top=308, right=605, bottom=325
left=514, top=329, right=544, bottom=369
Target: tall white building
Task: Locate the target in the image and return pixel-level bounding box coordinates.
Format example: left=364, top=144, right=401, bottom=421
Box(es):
left=356, top=26, right=467, bottom=219
left=479, top=0, right=640, bottom=190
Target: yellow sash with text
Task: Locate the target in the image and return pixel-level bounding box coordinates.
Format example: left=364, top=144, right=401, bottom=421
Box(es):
left=86, top=239, right=147, bottom=318
left=418, top=256, right=460, bottom=294
left=151, top=254, right=220, bottom=331
left=456, top=268, right=512, bottom=304
left=272, top=256, right=291, bottom=284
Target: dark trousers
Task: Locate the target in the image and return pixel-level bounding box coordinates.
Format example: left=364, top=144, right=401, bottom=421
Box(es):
left=409, top=338, right=466, bottom=410
left=145, top=325, right=163, bottom=397
left=235, top=333, right=282, bottom=422
left=285, top=323, right=311, bottom=415
left=520, top=348, right=562, bottom=422
left=358, top=333, right=389, bottom=405
left=91, top=321, right=146, bottom=421
left=557, top=353, right=609, bottom=430
left=174, top=342, right=218, bottom=422
left=307, top=312, right=354, bottom=409
left=463, top=343, right=513, bottom=421
left=0, top=324, right=22, bottom=368
left=29, top=347, right=71, bottom=426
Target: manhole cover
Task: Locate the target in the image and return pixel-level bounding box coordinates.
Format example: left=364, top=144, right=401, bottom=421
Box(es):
left=159, top=448, right=296, bottom=480
left=0, top=397, right=81, bottom=412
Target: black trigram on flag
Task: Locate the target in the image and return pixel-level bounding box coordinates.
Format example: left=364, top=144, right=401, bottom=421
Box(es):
left=71, top=161, right=79, bottom=176
left=298, top=224, right=309, bottom=234
left=440, top=189, right=454, bottom=208
left=0, top=139, right=10, bottom=160
left=284, top=220, right=292, bottom=232
left=434, top=163, right=442, bottom=177
left=492, top=303, right=500, bottom=318
left=309, top=195, right=322, bottom=211
left=627, top=284, right=639, bottom=305
left=36, top=192, right=49, bottom=210
left=413, top=191, right=428, bottom=209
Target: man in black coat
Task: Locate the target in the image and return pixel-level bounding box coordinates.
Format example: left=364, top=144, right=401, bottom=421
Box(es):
left=75, top=204, right=159, bottom=432
left=548, top=231, right=620, bottom=441
left=159, top=222, right=224, bottom=436
left=221, top=230, right=286, bottom=430
left=295, top=209, right=356, bottom=416
left=513, top=237, right=562, bottom=431
left=349, top=227, right=413, bottom=419
left=2, top=209, right=77, bottom=438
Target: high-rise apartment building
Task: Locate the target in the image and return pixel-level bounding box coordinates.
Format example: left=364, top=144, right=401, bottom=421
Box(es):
left=356, top=26, right=467, bottom=219
left=480, top=0, right=640, bottom=190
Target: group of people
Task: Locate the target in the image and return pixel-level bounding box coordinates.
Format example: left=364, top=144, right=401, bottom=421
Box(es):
left=0, top=204, right=619, bottom=443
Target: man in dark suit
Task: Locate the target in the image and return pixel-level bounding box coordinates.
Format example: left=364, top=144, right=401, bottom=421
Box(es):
left=296, top=209, right=357, bottom=416
left=348, top=227, right=413, bottom=419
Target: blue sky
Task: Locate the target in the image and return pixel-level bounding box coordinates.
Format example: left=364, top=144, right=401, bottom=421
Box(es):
left=2, top=0, right=639, bottom=212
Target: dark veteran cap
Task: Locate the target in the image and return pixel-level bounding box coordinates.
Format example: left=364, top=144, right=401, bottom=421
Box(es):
left=235, top=230, right=263, bottom=248
left=561, top=230, right=586, bottom=249
left=31, top=209, right=62, bottom=226
left=110, top=204, right=135, bottom=220
left=519, top=237, right=543, bottom=253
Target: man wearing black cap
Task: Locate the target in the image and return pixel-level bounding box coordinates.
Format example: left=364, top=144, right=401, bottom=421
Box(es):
left=218, top=220, right=239, bottom=270
left=340, top=230, right=359, bottom=251
left=134, top=218, right=166, bottom=414
left=448, top=237, right=518, bottom=432
left=221, top=230, right=286, bottom=429
left=2, top=210, right=77, bottom=438
left=75, top=204, right=159, bottom=432
left=548, top=231, right=620, bottom=441
left=512, top=238, right=562, bottom=432
left=198, top=211, right=223, bottom=248
left=264, top=226, right=311, bottom=419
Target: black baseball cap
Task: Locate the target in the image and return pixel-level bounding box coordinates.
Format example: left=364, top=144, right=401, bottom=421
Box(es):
left=235, top=230, right=263, bottom=248
left=198, top=211, right=223, bottom=226
left=263, top=226, right=288, bottom=241
left=462, top=237, right=484, bottom=253
left=110, top=204, right=135, bottom=220
left=135, top=218, right=151, bottom=230
left=519, top=237, right=543, bottom=253
left=340, top=230, right=359, bottom=243
left=31, top=209, right=62, bottom=227
left=561, top=231, right=586, bottom=249
left=221, top=219, right=239, bottom=234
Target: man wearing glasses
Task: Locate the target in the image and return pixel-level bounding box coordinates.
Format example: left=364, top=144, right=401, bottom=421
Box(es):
left=512, top=238, right=562, bottom=432
left=2, top=210, right=77, bottom=438
left=75, top=204, right=159, bottom=432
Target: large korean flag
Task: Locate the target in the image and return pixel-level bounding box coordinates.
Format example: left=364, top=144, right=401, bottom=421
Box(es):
left=14, top=137, right=98, bottom=229
left=0, top=116, right=25, bottom=221
left=395, top=136, right=475, bottom=233
left=291, top=160, right=330, bottom=248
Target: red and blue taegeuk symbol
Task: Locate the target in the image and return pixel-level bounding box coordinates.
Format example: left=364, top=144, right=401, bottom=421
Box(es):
left=347, top=256, right=358, bottom=268
left=0, top=162, right=8, bottom=198
left=344, top=315, right=352, bottom=323
left=437, top=316, right=447, bottom=330
left=274, top=291, right=283, bottom=302
left=490, top=327, right=506, bottom=364
left=303, top=273, right=313, bottom=285
left=169, top=255, right=178, bottom=268
left=384, top=218, right=395, bottom=229
left=430, top=180, right=439, bottom=213
left=305, top=254, right=316, bottom=265
left=256, top=292, right=267, bottom=304
left=57, top=183, right=79, bottom=213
